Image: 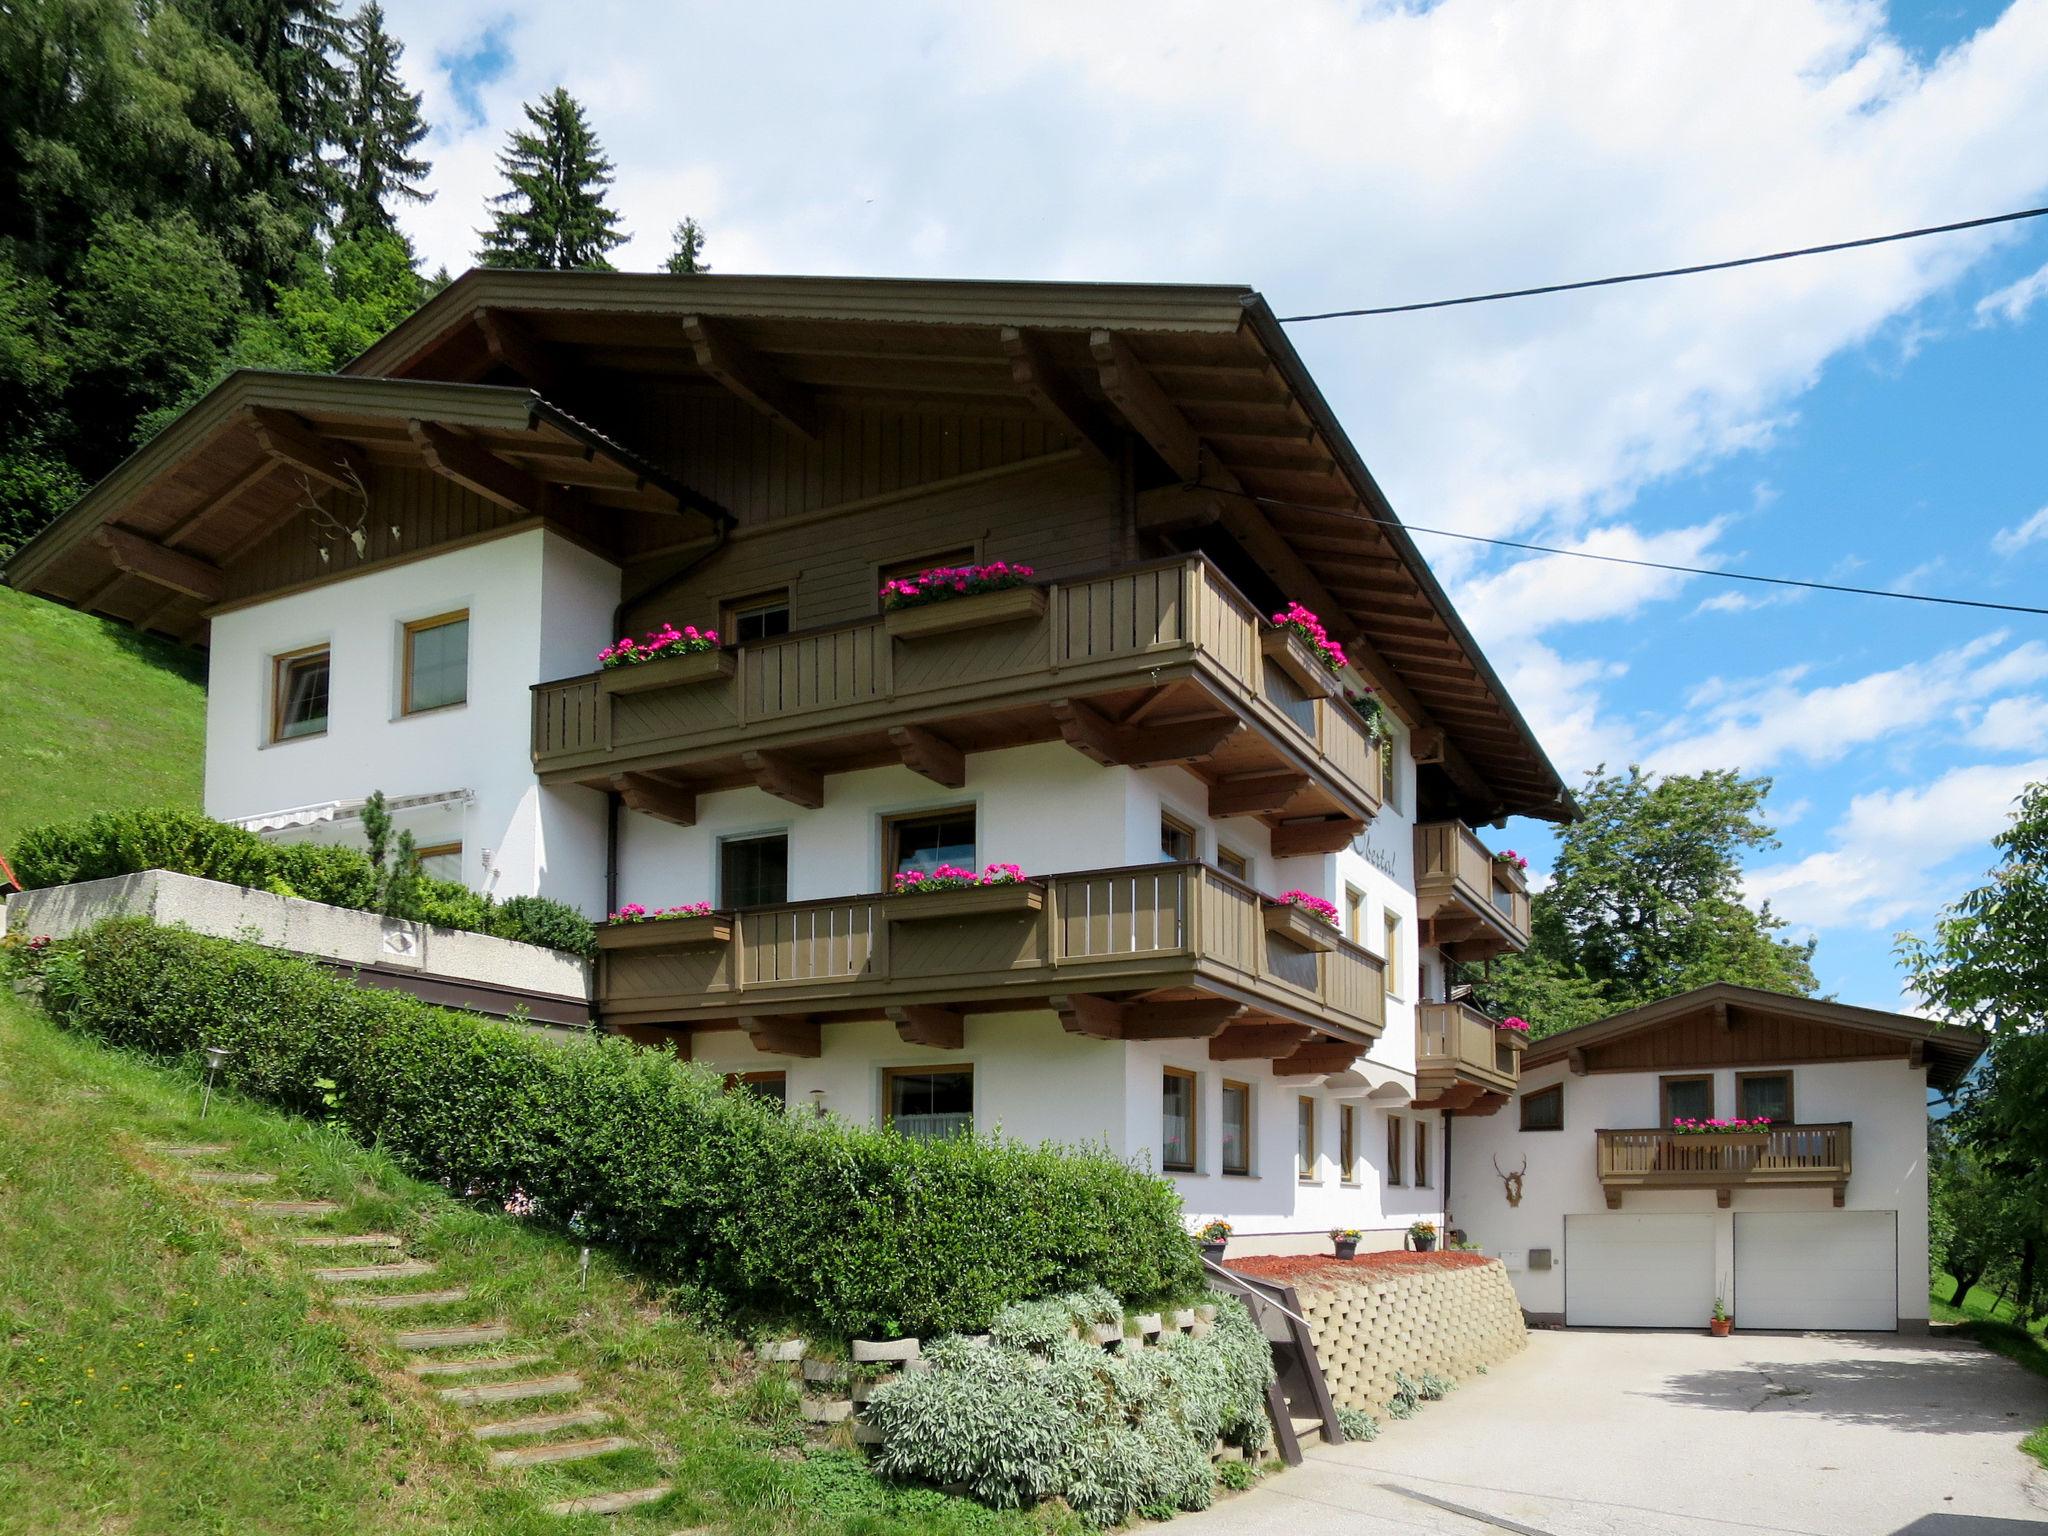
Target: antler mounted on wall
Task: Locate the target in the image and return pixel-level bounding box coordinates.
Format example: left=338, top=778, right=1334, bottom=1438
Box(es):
left=1494, top=1154, right=1526, bottom=1207
left=296, top=459, right=373, bottom=564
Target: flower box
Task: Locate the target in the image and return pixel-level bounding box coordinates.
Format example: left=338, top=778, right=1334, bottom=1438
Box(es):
left=1262, top=901, right=1339, bottom=952
left=883, top=584, right=1047, bottom=641
left=599, top=648, right=736, bottom=696
left=880, top=881, right=1045, bottom=923
left=595, top=914, right=733, bottom=950
left=1259, top=627, right=1342, bottom=698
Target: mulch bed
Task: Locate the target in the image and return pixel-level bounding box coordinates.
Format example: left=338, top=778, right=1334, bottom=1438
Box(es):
left=1225, top=1250, right=1493, bottom=1285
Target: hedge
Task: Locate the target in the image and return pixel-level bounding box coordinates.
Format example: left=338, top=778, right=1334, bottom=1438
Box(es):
left=10, top=807, right=594, bottom=957
left=37, top=919, right=1202, bottom=1337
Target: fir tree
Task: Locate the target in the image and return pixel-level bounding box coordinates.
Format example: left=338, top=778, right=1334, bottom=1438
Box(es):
left=665, top=217, right=710, bottom=274
left=476, top=88, right=628, bottom=271
left=335, top=2, right=431, bottom=235
left=191, top=0, right=351, bottom=230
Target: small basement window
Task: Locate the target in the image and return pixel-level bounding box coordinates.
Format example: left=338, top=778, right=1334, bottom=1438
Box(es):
left=272, top=645, right=331, bottom=742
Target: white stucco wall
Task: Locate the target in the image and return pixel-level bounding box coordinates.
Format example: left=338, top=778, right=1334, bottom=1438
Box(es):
left=1448, top=1056, right=1934, bottom=1323
left=204, top=530, right=620, bottom=915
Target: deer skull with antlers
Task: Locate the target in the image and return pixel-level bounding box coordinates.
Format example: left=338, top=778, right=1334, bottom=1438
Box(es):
left=1493, top=1154, right=1526, bottom=1207
left=295, top=460, right=373, bottom=564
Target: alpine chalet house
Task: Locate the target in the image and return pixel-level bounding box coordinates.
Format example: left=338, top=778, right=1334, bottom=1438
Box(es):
left=5, top=273, right=1572, bottom=1254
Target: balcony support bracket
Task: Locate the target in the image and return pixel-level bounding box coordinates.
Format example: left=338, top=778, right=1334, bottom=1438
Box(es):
left=888, top=1005, right=964, bottom=1051
left=1052, top=993, right=1126, bottom=1040
left=1209, top=1023, right=1314, bottom=1060
left=743, top=1015, right=821, bottom=1058
left=1051, top=698, right=1240, bottom=770
left=612, top=772, right=696, bottom=827
left=1122, top=1000, right=1248, bottom=1040
left=889, top=725, right=965, bottom=789
left=743, top=750, right=825, bottom=809
left=1209, top=773, right=1309, bottom=819
left=1716, top=1187, right=1731, bottom=1209
left=1269, top=817, right=1365, bottom=859
left=1273, top=1040, right=1365, bottom=1077
left=1605, top=1188, right=1623, bottom=1210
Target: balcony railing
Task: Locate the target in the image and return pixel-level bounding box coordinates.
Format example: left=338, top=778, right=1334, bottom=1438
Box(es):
left=1595, top=1123, right=1852, bottom=1208
left=1415, top=999, right=1521, bottom=1106
left=533, top=554, right=1382, bottom=837
left=598, top=861, right=1385, bottom=1046
left=1414, top=822, right=1532, bottom=960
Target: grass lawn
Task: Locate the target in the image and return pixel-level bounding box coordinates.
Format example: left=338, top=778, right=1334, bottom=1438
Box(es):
left=0, top=990, right=1060, bottom=1535
left=0, top=585, right=207, bottom=852
left=1932, top=1270, right=2048, bottom=1469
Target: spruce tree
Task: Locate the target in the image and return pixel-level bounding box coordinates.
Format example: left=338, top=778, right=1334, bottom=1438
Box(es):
left=665, top=217, right=710, bottom=274
left=335, top=2, right=431, bottom=235
left=191, top=0, right=351, bottom=230
left=476, top=88, right=628, bottom=271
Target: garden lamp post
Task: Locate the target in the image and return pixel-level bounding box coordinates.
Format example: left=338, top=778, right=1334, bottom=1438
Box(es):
left=199, top=1044, right=234, bottom=1120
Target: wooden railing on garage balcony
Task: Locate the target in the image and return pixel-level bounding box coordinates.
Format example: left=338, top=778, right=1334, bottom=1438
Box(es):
left=1415, top=999, right=1522, bottom=1111
left=598, top=860, right=1384, bottom=1069
left=1414, top=821, right=1532, bottom=961
left=1595, top=1123, right=1853, bottom=1208
left=533, top=553, right=1382, bottom=848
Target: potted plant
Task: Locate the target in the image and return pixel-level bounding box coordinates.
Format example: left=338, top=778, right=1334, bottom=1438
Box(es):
left=594, top=900, right=733, bottom=950
left=1196, top=1219, right=1232, bottom=1263
left=880, top=863, right=1044, bottom=921
left=597, top=622, right=733, bottom=694
left=1261, top=888, right=1341, bottom=953
left=1260, top=600, right=1347, bottom=697
left=1407, top=1219, right=1438, bottom=1253
left=1331, top=1227, right=1362, bottom=1260
left=1710, top=1297, right=1732, bottom=1337
left=880, top=561, right=1046, bottom=639
left=1343, top=685, right=1388, bottom=739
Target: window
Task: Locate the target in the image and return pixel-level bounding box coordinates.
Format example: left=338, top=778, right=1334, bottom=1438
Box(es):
left=1159, top=811, right=1197, bottom=863
left=416, top=841, right=462, bottom=882
left=1295, top=1096, right=1317, bottom=1182
left=1217, top=846, right=1250, bottom=882
left=1162, top=1068, right=1197, bottom=1173
left=1340, top=1103, right=1359, bottom=1184
left=1414, top=1120, right=1431, bottom=1187
left=402, top=610, right=468, bottom=714
left=1520, top=1083, right=1563, bottom=1131
left=1221, top=1080, right=1252, bottom=1176
left=885, top=1067, right=973, bottom=1141
left=1344, top=885, right=1365, bottom=944
left=1381, top=911, right=1402, bottom=1000
left=724, top=1070, right=787, bottom=1106
left=720, top=832, right=789, bottom=907
left=1379, top=736, right=1398, bottom=809
left=1386, top=1114, right=1405, bottom=1185
left=885, top=806, right=976, bottom=883
left=1738, top=1071, right=1793, bottom=1123
left=272, top=645, right=331, bottom=742
left=1661, top=1074, right=1715, bottom=1124
left=724, top=590, right=791, bottom=644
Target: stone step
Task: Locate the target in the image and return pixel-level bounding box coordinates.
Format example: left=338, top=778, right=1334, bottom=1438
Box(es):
left=186, top=1170, right=277, bottom=1186
left=407, top=1352, right=549, bottom=1378
left=470, top=1406, right=612, bottom=1441
left=333, top=1287, right=469, bottom=1311
left=1290, top=1415, right=1327, bottom=1445
left=542, top=1485, right=671, bottom=1518
left=311, top=1259, right=435, bottom=1284
left=437, top=1373, right=582, bottom=1407
left=223, top=1199, right=340, bottom=1217
left=287, top=1232, right=404, bottom=1250
left=395, top=1322, right=509, bottom=1351
left=150, top=1144, right=231, bottom=1158
left=487, top=1433, right=635, bottom=1470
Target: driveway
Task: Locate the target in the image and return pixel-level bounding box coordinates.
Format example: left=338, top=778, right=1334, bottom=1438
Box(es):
left=1180, top=1328, right=2048, bottom=1536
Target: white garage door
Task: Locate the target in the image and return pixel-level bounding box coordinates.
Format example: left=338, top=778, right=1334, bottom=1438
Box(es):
left=1735, top=1211, right=1896, bottom=1332
left=1565, top=1213, right=1717, bottom=1328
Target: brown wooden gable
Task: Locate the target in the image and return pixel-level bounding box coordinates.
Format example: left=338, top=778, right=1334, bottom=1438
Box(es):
left=1575, top=1003, right=1912, bottom=1074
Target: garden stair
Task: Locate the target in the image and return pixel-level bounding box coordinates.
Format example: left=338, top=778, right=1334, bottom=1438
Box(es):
left=471, top=1407, right=614, bottom=1440
left=407, top=1353, right=549, bottom=1378
left=1204, top=1264, right=1344, bottom=1465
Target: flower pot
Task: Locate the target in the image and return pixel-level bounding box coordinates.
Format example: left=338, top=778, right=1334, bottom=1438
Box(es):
left=1259, top=627, right=1343, bottom=698
left=1262, top=901, right=1340, bottom=953
left=880, top=882, right=1044, bottom=923
left=1410, top=1234, right=1436, bottom=1253
left=883, top=585, right=1047, bottom=641
left=599, top=648, right=736, bottom=696
left=1333, top=1239, right=1359, bottom=1261
left=1709, top=1317, right=1732, bottom=1338
left=1199, top=1240, right=1228, bottom=1264
left=595, top=914, right=733, bottom=950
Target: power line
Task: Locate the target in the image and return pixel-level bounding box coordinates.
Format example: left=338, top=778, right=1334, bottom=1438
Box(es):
left=1277, top=204, right=2048, bottom=321
left=1208, top=485, right=2048, bottom=618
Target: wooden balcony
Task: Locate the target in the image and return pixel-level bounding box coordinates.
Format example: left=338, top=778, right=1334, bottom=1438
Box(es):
left=1414, top=1000, right=1521, bottom=1114
left=534, top=554, right=1381, bottom=853
left=598, top=861, right=1384, bottom=1071
left=1414, top=822, right=1532, bottom=961
left=1595, top=1124, right=1853, bottom=1208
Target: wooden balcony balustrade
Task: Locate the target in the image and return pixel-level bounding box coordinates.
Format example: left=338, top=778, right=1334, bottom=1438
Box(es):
left=1414, top=821, right=1532, bottom=961
left=598, top=861, right=1384, bottom=1070
left=534, top=554, right=1381, bottom=851
left=1414, top=999, right=1521, bottom=1114
left=1595, top=1123, right=1853, bottom=1208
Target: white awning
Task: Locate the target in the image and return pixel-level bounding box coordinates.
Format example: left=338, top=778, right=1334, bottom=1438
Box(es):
left=229, top=788, right=472, bottom=834
left=1324, top=1060, right=1414, bottom=1103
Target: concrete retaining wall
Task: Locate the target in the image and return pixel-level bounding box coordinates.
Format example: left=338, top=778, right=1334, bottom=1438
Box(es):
left=1293, top=1259, right=1526, bottom=1415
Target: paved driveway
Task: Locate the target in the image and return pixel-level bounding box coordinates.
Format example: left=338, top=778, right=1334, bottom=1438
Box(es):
left=1180, top=1328, right=2048, bottom=1536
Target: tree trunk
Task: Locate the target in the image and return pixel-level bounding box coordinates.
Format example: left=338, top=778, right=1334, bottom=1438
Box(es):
left=1950, top=1258, right=1986, bottom=1307
left=2017, top=1239, right=2039, bottom=1323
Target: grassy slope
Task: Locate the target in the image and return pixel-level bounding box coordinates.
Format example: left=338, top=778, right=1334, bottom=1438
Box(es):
left=0, top=992, right=1049, bottom=1536
left=1931, top=1270, right=2048, bottom=1469
left=0, top=586, right=206, bottom=852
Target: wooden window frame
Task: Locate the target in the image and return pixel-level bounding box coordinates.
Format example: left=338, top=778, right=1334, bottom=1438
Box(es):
left=1159, top=810, right=1198, bottom=863
left=719, top=829, right=791, bottom=909
left=1380, top=910, right=1402, bottom=1001
left=1386, top=1114, right=1406, bottom=1186
left=1344, top=885, right=1365, bottom=945
left=1296, top=1095, right=1318, bottom=1183
left=1216, top=845, right=1250, bottom=882
left=1659, top=1073, right=1716, bottom=1125
left=1736, top=1070, right=1794, bottom=1124
left=1161, top=1067, right=1198, bottom=1174
left=1339, top=1103, right=1359, bottom=1185
left=881, top=1063, right=975, bottom=1132
left=1220, top=1078, right=1252, bottom=1176
left=1519, top=1083, right=1564, bottom=1132
left=1414, top=1119, right=1431, bottom=1188
left=271, top=643, right=331, bottom=744
left=721, top=587, right=792, bottom=644
left=723, top=1069, right=788, bottom=1105
left=400, top=609, right=469, bottom=717
left=875, top=545, right=980, bottom=610
left=415, top=841, right=462, bottom=881
left=879, top=803, right=978, bottom=889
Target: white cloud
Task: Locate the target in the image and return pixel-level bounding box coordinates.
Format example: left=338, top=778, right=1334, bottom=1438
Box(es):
left=1970, top=694, right=2048, bottom=750
left=1451, top=521, right=1725, bottom=645
left=1975, top=259, right=2048, bottom=326
left=1991, top=505, right=2048, bottom=556
left=1745, top=757, right=2048, bottom=929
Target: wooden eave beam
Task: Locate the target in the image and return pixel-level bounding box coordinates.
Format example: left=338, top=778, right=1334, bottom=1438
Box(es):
left=476, top=308, right=563, bottom=394
left=1090, top=330, right=1201, bottom=481
left=612, top=773, right=696, bottom=827
left=888, top=1005, right=964, bottom=1051
left=1209, top=773, right=1310, bottom=818
left=1050, top=699, right=1239, bottom=769
left=1133, top=486, right=1223, bottom=536
left=245, top=406, right=370, bottom=490
left=999, top=327, right=1119, bottom=461
left=1272, top=1042, right=1365, bottom=1077
left=888, top=725, right=965, bottom=790
left=161, top=457, right=281, bottom=549
left=1053, top=993, right=1126, bottom=1040
left=743, top=1015, right=821, bottom=1058
left=92, top=526, right=223, bottom=602
left=407, top=418, right=548, bottom=517
left=682, top=313, right=820, bottom=441
left=742, top=750, right=825, bottom=809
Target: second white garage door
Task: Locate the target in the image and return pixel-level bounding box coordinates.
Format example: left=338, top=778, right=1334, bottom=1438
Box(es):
left=1565, top=1213, right=1716, bottom=1327
left=1735, top=1211, right=1897, bottom=1331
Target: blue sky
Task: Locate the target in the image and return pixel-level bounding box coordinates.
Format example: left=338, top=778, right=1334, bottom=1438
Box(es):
left=375, top=0, right=2048, bottom=1011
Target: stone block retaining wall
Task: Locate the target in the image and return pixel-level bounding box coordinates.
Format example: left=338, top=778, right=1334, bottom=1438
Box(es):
left=1290, top=1258, right=1526, bottom=1415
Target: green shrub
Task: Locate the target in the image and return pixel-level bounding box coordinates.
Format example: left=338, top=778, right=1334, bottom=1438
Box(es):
left=1334, top=1405, right=1378, bottom=1442
left=1216, top=1458, right=1258, bottom=1491
left=863, top=1289, right=1272, bottom=1526
left=41, top=918, right=1201, bottom=1338
left=11, top=807, right=594, bottom=956
left=1386, top=1370, right=1421, bottom=1419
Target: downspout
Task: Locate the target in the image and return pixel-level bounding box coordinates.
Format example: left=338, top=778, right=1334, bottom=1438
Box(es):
left=604, top=790, right=621, bottom=917
left=1442, top=1110, right=1454, bottom=1243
